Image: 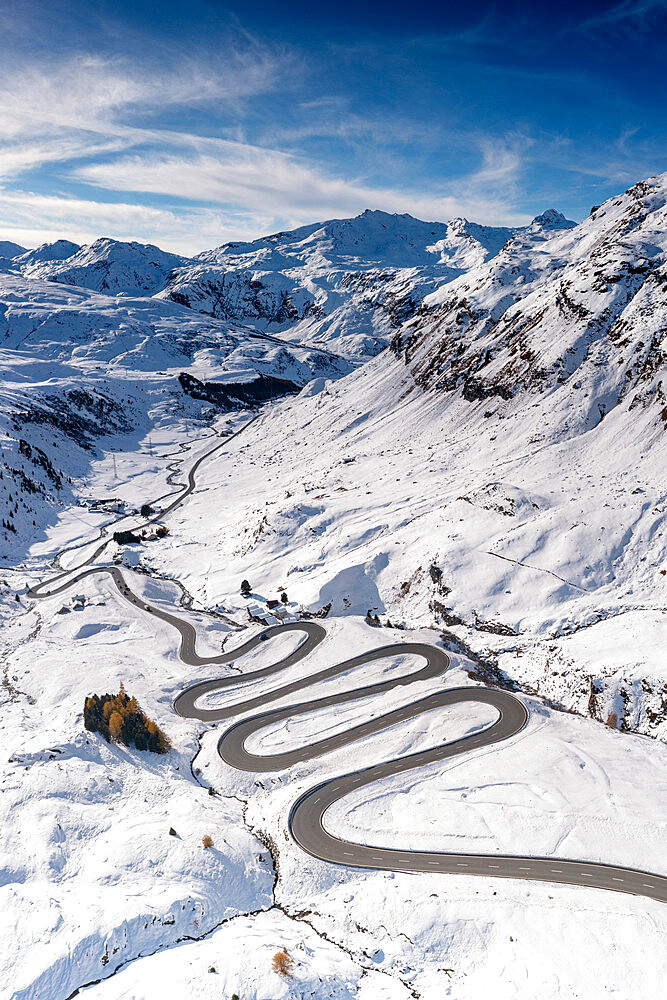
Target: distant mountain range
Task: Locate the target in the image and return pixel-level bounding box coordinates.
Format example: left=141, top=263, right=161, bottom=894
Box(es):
left=2, top=205, right=576, bottom=360
left=0, top=202, right=579, bottom=558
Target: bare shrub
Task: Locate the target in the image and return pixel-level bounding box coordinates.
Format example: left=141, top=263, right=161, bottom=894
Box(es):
left=202, top=834, right=214, bottom=848
left=606, top=711, right=618, bottom=729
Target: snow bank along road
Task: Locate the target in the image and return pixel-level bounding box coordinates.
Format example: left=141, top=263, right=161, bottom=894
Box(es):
left=26, top=424, right=667, bottom=905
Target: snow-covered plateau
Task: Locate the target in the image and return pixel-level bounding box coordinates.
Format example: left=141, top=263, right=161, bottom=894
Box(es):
left=1, top=173, right=666, bottom=999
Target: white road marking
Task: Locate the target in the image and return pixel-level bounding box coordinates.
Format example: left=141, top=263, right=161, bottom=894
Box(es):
left=30, top=425, right=664, bottom=908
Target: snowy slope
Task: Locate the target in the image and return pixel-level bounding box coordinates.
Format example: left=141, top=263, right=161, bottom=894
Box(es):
left=159, top=208, right=575, bottom=359
left=0, top=203, right=576, bottom=560
left=397, top=175, right=666, bottom=428
left=15, top=239, right=80, bottom=267
left=2, top=208, right=575, bottom=362
left=0, top=272, right=351, bottom=562
left=25, top=238, right=189, bottom=296
left=0, top=240, right=27, bottom=259
left=1, top=174, right=665, bottom=1000
left=140, top=174, right=667, bottom=740
left=2, top=477, right=665, bottom=1000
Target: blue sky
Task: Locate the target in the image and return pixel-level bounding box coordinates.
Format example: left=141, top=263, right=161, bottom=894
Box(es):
left=1, top=0, right=666, bottom=252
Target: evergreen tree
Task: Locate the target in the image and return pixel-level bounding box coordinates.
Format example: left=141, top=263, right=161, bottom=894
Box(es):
left=83, top=686, right=170, bottom=753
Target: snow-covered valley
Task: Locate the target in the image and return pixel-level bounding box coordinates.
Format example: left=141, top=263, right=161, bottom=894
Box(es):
left=1, top=174, right=666, bottom=999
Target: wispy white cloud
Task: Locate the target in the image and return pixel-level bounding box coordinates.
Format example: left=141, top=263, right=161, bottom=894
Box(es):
left=0, top=187, right=270, bottom=255
left=0, top=136, right=129, bottom=181
left=0, top=27, right=540, bottom=252
left=1, top=43, right=286, bottom=126
left=531, top=125, right=663, bottom=188
left=0, top=124, right=535, bottom=255
left=0, top=42, right=291, bottom=180
left=460, top=134, right=530, bottom=190
left=4, top=16, right=658, bottom=254
left=577, top=0, right=667, bottom=34
left=73, top=131, right=532, bottom=230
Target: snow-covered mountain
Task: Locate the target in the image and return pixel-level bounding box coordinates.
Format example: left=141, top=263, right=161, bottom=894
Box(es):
left=1, top=208, right=576, bottom=362
left=159, top=207, right=575, bottom=359
left=0, top=203, right=579, bottom=561
left=2, top=174, right=667, bottom=1000
left=395, top=176, right=665, bottom=429
left=139, top=174, right=667, bottom=741
left=0, top=271, right=351, bottom=560
left=0, top=239, right=26, bottom=259
left=23, top=237, right=189, bottom=296
left=1, top=183, right=662, bottom=722
left=15, top=238, right=80, bottom=266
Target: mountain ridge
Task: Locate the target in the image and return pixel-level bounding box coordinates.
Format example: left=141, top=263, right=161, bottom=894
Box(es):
left=131, top=172, right=667, bottom=742
left=161, top=205, right=576, bottom=359
left=1, top=204, right=577, bottom=361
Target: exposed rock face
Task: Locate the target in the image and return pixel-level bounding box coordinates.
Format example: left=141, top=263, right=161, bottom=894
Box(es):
left=392, top=175, right=667, bottom=440
left=4, top=208, right=577, bottom=364
left=178, top=371, right=299, bottom=410
left=151, top=173, right=665, bottom=742
left=158, top=208, right=576, bottom=361
left=0, top=263, right=349, bottom=561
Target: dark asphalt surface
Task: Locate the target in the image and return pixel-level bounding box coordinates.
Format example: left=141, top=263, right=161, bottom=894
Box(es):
left=27, top=416, right=260, bottom=601
left=25, top=421, right=667, bottom=904
left=179, top=645, right=667, bottom=903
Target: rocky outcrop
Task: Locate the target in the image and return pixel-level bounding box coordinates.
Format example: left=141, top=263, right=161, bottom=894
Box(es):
left=392, top=174, right=667, bottom=439
left=178, top=372, right=300, bottom=410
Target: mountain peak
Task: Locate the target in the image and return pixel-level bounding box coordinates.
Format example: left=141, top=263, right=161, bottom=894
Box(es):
left=16, top=239, right=80, bottom=267
left=531, top=208, right=576, bottom=230
left=357, top=208, right=417, bottom=221
left=0, top=239, right=28, bottom=259
left=20, top=237, right=188, bottom=296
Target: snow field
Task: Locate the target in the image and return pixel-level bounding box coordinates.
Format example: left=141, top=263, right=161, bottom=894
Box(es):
left=2, top=179, right=667, bottom=997
left=140, top=346, right=666, bottom=739
left=79, top=908, right=413, bottom=1000
left=0, top=574, right=274, bottom=1000
left=2, top=465, right=666, bottom=998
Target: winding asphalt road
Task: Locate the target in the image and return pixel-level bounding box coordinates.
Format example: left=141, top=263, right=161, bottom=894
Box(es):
left=26, top=422, right=667, bottom=904
left=27, top=415, right=260, bottom=601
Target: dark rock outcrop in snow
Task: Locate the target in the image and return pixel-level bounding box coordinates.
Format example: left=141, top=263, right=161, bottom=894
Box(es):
left=178, top=372, right=299, bottom=410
